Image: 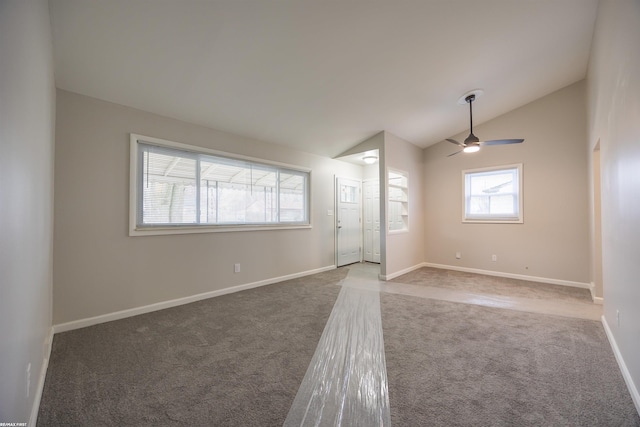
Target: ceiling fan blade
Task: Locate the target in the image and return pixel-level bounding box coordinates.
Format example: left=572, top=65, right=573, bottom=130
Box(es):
left=481, top=138, right=524, bottom=146
left=446, top=138, right=465, bottom=147
left=447, top=150, right=463, bottom=157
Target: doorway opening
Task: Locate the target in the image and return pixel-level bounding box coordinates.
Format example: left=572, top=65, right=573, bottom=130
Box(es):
left=336, top=177, right=362, bottom=267
left=334, top=150, right=382, bottom=269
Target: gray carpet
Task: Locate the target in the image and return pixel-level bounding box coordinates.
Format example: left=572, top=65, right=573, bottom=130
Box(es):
left=390, top=267, right=593, bottom=303
left=37, top=266, right=640, bottom=426
left=38, top=268, right=346, bottom=426
left=381, top=293, right=639, bottom=426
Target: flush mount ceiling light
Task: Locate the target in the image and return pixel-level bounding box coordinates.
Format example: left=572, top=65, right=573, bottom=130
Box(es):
left=362, top=155, right=378, bottom=164
left=447, top=89, right=524, bottom=157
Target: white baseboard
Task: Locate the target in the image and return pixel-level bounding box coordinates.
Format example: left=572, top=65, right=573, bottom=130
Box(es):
left=589, top=282, right=604, bottom=305
left=29, top=327, right=54, bottom=427
left=53, top=265, right=336, bottom=334
left=601, top=315, right=640, bottom=416
left=379, top=262, right=427, bottom=281
left=422, top=262, right=591, bottom=289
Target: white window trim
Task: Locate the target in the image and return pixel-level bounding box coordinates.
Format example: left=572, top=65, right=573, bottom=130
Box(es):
left=129, top=134, right=312, bottom=236
left=462, top=163, right=523, bottom=224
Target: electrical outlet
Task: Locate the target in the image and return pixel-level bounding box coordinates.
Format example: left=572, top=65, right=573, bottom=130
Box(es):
left=492, top=254, right=497, bottom=262
left=26, top=363, right=31, bottom=398
left=234, top=263, right=241, bottom=273
left=455, top=252, right=461, bottom=259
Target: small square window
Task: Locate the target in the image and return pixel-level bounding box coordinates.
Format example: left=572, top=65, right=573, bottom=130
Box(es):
left=463, top=164, right=523, bottom=223
left=340, top=183, right=358, bottom=203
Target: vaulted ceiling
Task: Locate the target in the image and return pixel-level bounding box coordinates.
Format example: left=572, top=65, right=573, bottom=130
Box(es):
left=49, top=0, right=598, bottom=157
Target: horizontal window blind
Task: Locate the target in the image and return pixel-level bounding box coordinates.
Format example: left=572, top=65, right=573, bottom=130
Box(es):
left=136, top=141, right=309, bottom=229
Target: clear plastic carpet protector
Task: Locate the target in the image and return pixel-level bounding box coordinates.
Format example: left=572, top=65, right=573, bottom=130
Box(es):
left=284, top=268, right=391, bottom=426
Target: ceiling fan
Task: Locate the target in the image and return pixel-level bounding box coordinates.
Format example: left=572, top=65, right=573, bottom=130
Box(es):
left=447, top=93, right=524, bottom=156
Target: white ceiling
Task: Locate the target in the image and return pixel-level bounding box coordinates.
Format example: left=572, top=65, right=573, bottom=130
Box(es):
left=49, top=0, right=598, bottom=158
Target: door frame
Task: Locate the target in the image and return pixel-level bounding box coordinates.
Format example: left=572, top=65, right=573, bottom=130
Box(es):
left=335, top=175, right=363, bottom=267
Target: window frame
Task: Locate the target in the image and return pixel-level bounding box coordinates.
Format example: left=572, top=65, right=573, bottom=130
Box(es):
left=462, top=163, right=523, bottom=224
left=129, top=134, right=311, bottom=236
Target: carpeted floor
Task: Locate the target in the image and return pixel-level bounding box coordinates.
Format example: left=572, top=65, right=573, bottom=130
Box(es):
left=382, top=293, right=638, bottom=426
left=38, top=269, right=346, bottom=426
left=37, top=265, right=640, bottom=426
left=389, top=266, right=593, bottom=303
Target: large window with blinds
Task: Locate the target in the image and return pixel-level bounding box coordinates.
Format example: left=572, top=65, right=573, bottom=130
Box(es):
left=130, top=134, right=310, bottom=235
left=463, top=164, right=523, bottom=223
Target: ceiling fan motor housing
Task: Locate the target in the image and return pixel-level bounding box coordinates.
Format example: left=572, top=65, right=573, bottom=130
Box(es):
left=464, top=133, right=480, bottom=144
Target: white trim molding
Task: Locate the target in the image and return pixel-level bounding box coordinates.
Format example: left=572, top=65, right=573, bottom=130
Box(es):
left=589, top=282, right=604, bottom=305
left=602, top=315, right=640, bottom=416
left=379, top=262, right=427, bottom=281
left=422, top=263, right=591, bottom=289
left=29, top=327, right=54, bottom=427
left=53, top=265, right=336, bottom=334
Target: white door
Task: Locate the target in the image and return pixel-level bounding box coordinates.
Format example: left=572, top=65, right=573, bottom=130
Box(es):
left=363, top=179, right=381, bottom=263
left=337, top=177, right=361, bottom=267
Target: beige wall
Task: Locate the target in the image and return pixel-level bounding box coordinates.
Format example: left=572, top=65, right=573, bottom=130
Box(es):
left=363, top=162, right=379, bottom=181
left=591, top=146, right=603, bottom=299
left=423, top=82, right=589, bottom=285
left=383, top=131, right=425, bottom=278
left=587, top=0, right=640, bottom=407
left=53, top=90, right=361, bottom=325
left=0, top=0, right=55, bottom=422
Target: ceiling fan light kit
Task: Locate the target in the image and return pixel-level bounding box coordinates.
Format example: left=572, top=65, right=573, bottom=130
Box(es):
left=463, top=145, right=480, bottom=153
left=447, top=90, right=524, bottom=157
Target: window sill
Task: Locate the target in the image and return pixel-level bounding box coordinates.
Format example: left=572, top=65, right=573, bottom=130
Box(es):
left=130, top=223, right=312, bottom=237
left=462, top=218, right=523, bottom=224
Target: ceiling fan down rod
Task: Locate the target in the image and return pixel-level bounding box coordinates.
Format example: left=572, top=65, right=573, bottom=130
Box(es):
left=467, top=94, right=475, bottom=135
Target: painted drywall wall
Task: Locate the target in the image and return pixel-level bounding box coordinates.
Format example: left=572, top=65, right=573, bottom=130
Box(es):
left=53, top=90, right=362, bottom=325
left=586, top=0, right=640, bottom=409
left=592, top=145, right=603, bottom=300
left=423, top=81, right=589, bottom=285
left=363, top=162, right=379, bottom=181
left=383, top=131, right=425, bottom=277
left=0, top=0, right=55, bottom=423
